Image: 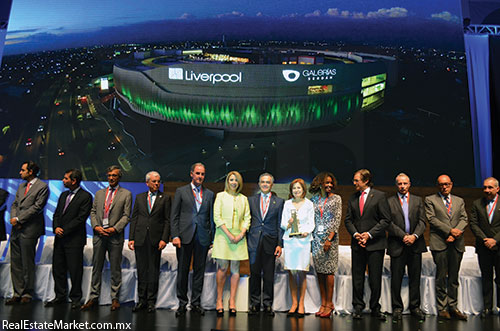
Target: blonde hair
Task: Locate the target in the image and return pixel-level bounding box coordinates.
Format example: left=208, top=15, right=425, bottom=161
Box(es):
left=225, top=171, right=243, bottom=194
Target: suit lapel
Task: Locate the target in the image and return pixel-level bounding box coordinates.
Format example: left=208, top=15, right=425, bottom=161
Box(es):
left=362, top=190, right=375, bottom=216
left=20, top=181, right=31, bottom=203
left=150, top=191, right=163, bottom=214
left=435, top=194, right=450, bottom=219
left=186, top=184, right=197, bottom=213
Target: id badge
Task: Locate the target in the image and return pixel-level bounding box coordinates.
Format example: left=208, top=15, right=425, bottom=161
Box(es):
left=103, top=218, right=110, bottom=229
left=317, top=225, right=324, bottom=233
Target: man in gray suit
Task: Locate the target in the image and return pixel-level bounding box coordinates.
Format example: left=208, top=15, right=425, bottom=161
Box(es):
left=81, top=165, right=132, bottom=311
left=6, top=161, right=49, bottom=305
left=425, top=174, right=468, bottom=320
left=170, top=163, right=214, bottom=316
left=469, top=177, right=500, bottom=318
left=387, top=173, right=426, bottom=321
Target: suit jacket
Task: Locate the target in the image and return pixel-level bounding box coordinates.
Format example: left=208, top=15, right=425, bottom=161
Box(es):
left=344, top=188, right=391, bottom=251
left=425, top=193, right=468, bottom=252
left=387, top=193, right=427, bottom=257
left=90, top=186, right=132, bottom=243
left=130, top=191, right=171, bottom=246
left=170, top=184, right=214, bottom=247
left=247, top=193, right=284, bottom=261
left=53, top=188, right=92, bottom=247
left=0, top=188, right=8, bottom=241
left=10, top=178, right=49, bottom=239
left=469, top=196, right=500, bottom=252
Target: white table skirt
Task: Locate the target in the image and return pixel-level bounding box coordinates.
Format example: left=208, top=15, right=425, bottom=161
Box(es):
left=0, top=241, right=493, bottom=315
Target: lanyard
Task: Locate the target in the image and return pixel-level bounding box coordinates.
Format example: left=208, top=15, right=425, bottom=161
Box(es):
left=319, top=196, right=328, bottom=219
left=488, top=195, right=498, bottom=219
left=104, top=187, right=117, bottom=214
left=192, top=186, right=203, bottom=205
left=261, top=194, right=271, bottom=216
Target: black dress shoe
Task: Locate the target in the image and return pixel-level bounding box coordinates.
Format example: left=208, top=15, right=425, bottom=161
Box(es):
left=264, top=306, right=275, bottom=317
left=392, top=309, right=402, bottom=321
left=410, top=308, right=425, bottom=320
left=132, top=302, right=147, bottom=312
left=44, top=298, right=66, bottom=307
left=248, top=305, right=260, bottom=315
left=352, top=309, right=363, bottom=320
left=147, top=305, right=156, bottom=313
left=371, top=310, right=386, bottom=321
left=71, top=302, right=80, bottom=310
left=175, top=305, right=187, bottom=317
left=191, top=305, right=205, bottom=315
left=481, top=309, right=492, bottom=318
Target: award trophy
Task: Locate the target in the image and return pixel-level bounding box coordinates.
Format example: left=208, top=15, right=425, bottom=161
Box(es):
left=289, top=209, right=301, bottom=237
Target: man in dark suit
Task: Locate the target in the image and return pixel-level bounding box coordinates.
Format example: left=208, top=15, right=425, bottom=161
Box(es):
left=247, top=173, right=284, bottom=317
left=81, top=165, right=132, bottom=311
left=0, top=188, right=8, bottom=242
left=170, top=162, right=214, bottom=316
left=469, top=177, right=500, bottom=318
left=387, top=173, right=426, bottom=321
left=7, top=161, right=49, bottom=305
left=45, top=169, right=92, bottom=309
left=425, top=174, right=468, bottom=321
left=345, top=169, right=390, bottom=320
left=128, top=171, right=171, bottom=313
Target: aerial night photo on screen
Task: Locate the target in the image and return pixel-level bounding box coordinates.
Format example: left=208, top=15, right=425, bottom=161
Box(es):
left=0, top=0, right=472, bottom=186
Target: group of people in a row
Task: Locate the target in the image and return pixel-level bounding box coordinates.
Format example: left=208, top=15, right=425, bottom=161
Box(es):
left=2, top=161, right=500, bottom=322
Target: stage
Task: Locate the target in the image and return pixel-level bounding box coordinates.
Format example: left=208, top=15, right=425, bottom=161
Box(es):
left=0, top=301, right=498, bottom=331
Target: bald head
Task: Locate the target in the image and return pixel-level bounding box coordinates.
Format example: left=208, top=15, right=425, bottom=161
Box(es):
left=437, top=174, right=453, bottom=196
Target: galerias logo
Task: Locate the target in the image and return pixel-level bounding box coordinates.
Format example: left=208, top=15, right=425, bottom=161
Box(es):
left=282, top=70, right=301, bottom=82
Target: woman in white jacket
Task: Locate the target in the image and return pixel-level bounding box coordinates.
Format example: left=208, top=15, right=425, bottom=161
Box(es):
left=281, top=178, right=315, bottom=317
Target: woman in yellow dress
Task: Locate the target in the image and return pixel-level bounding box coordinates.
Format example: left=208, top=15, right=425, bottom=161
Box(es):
left=212, top=171, right=251, bottom=316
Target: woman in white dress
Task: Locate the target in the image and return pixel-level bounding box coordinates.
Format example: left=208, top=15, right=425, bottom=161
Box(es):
left=281, top=178, right=315, bottom=317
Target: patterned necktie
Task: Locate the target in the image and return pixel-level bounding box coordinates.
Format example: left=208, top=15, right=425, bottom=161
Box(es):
left=444, top=196, right=452, bottom=216
left=148, top=192, right=154, bottom=213
left=402, top=195, right=410, bottom=233
left=104, top=187, right=115, bottom=219
left=359, top=191, right=366, bottom=216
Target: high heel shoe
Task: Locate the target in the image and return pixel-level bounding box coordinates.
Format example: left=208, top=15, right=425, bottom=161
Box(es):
left=229, top=308, right=237, bottom=316
left=296, top=307, right=305, bottom=318
left=287, top=307, right=297, bottom=317
left=315, top=305, right=325, bottom=317
left=320, top=305, right=334, bottom=318
left=216, top=308, right=224, bottom=317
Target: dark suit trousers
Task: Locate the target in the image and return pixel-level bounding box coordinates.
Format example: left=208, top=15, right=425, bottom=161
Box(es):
left=249, top=239, right=276, bottom=308
left=52, top=243, right=84, bottom=303
left=432, top=246, right=463, bottom=311
left=176, top=232, right=209, bottom=307
left=477, top=247, right=500, bottom=310
left=135, top=236, right=161, bottom=305
left=10, top=236, right=37, bottom=298
left=352, top=247, right=384, bottom=311
left=390, top=247, right=422, bottom=311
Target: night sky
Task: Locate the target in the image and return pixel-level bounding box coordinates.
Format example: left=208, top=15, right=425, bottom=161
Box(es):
left=5, top=0, right=463, bottom=54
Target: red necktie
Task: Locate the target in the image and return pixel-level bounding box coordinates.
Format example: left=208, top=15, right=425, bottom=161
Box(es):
left=359, top=191, right=366, bottom=216
left=24, top=183, right=31, bottom=196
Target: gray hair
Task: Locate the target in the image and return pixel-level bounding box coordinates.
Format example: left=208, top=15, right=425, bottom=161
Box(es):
left=484, top=177, right=499, bottom=187
left=259, top=172, right=274, bottom=184
left=146, top=171, right=161, bottom=182
left=395, top=172, right=410, bottom=184
left=106, top=165, right=122, bottom=178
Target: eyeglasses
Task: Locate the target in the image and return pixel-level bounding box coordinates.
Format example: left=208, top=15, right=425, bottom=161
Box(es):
left=438, top=183, right=452, bottom=187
